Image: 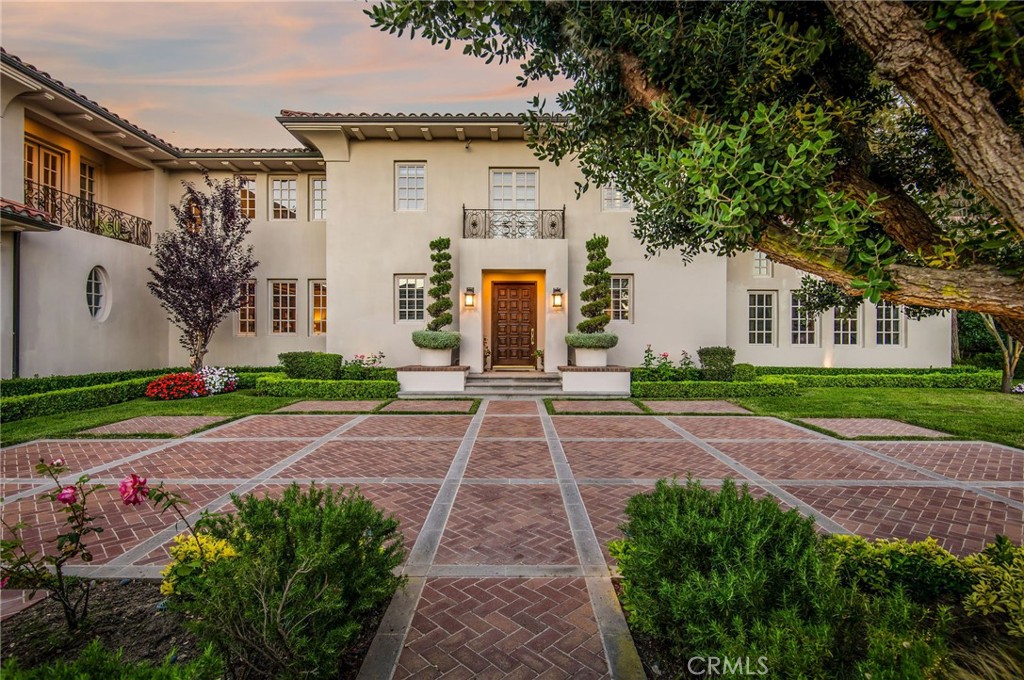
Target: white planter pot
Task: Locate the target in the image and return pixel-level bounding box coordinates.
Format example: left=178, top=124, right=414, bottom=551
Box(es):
left=419, top=348, right=452, bottom=367
left=574, top=348, right=608, bottom=367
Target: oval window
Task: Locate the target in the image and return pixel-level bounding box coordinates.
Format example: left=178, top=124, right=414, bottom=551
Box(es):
left=86, top=266, right=110, bottom=320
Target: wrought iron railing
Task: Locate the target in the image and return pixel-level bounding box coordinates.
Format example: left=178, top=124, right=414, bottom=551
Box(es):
left=24, top=180, right=152, bottom=247
left=463, top=205, right=565, bottom=239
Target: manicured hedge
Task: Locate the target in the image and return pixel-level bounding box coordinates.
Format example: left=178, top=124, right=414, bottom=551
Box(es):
left=1, top=377, right=152, bottom=422
left=632, top=378, right=799, bottom=398
left=255, top=376, right=399, bottom=400
left=753, top=365, right=980, bottom=376
left=776, top=371, right=1001, bottom=390
left=279, top=352, right=344, bottom=380
left=1, top=365, right=285, bottom=397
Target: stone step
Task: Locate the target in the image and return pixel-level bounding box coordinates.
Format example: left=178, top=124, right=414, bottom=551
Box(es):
left=465, top=379, right=562, bottom=388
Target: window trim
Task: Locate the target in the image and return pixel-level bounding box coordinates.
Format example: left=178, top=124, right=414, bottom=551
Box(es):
left=875, top=300, right=903, bottom=347
left=489, top=168, right=539, bottom=210
left=395, top=162, right=427, bottom=212
left=608, top=274, right=634, bottom=323
left=833, top=304, right=862, bottom=346
left=237, top=174, right=257, bottom=220
left=752, top=251, right=773, bottom=278
left=394, top=274, right=426, bottom=323
left=235, top=278, right=257, bottom=337
left=309, top=175, right=327, bottom=221
left=601, top=184, right=633, bottom=212
left=85, top=266, right=110, bottom=322
left=269, top=279, right=298, bottom=335
left=747, top=290, right=777, bottom=346
left=25, top=136, right=67, bottom=191
left=790, top=292, right=818, bottom=346
left=309, top=279, right=327, bottom=336
left=269, top=176, right=298, bottom=221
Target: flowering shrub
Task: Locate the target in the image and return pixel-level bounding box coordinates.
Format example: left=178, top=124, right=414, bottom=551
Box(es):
left=146, top=372, right=208, bottom=400
left=160, top=532, right=237, bottom=596
left=197, top=366, right=238, bottom=395
left=1012, top=382, right=1024, bottom=394
left=339, top=351, right=390, bottom=380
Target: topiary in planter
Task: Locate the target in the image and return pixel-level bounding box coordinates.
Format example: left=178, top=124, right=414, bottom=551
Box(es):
left=412, top=330, right=461, bottom=350
left=425, top=237, right=454, bottom=332
left=565, top=332, right=619, bottom=349
left=576, top=234, right=612, bottom=334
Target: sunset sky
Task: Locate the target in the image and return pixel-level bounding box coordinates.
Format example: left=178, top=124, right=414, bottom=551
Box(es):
left=2, top=0, right=567, bottom=148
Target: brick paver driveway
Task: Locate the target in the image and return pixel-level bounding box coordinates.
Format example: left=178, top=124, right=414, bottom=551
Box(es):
left=3, top=400, right=1021, bottom=678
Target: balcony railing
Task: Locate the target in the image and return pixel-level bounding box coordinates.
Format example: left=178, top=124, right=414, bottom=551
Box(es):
left=463, top=205, right=565, bottom=239
left=24, top=180, right=152, bottom=247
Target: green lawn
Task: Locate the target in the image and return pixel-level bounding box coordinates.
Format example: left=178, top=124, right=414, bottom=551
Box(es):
left=0, top=391, right=300, bottom=447
left=737, top=388, right=1024, bottom=449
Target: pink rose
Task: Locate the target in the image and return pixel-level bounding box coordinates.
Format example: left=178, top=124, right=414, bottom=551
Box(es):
left=119, top=473, right=149, bottom=506
left=0, top=576, right=9, bottom=589
left=57, top=485, right=77, bottom=505
left=50, top=458, right=65, bottom=467
left=660, top=353, right=669, bottom=358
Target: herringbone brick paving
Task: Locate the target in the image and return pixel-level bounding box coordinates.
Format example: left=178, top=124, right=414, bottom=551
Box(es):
left=642, top=400, right=751, bottom=414
left=380, top=399, right=475, bottom=413
left=80, top=416, right=225, bottom=435
left=801, top=418, right=949, bottom=438
left=275, top=400, right=384, bottom=412
left=551, top=400, right=644, bottom=414
left=395, top=578, right=608, bottom=679
left=4, top=403, right=1021, bottom=679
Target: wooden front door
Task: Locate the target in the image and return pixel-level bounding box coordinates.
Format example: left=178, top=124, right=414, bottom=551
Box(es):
left=492, top=282, right=536, bottom=367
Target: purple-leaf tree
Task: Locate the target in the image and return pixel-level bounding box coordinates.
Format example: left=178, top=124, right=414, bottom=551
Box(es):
left=148, top=174, right=258, bottom=371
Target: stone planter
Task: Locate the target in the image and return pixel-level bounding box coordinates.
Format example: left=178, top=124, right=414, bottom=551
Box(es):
left=574, top=348, right=608, bottom=367
left=419, top=348, right=452, bottom=367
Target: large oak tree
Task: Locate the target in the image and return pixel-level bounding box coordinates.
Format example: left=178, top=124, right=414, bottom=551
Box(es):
left=369, top=0, right=1024, bottom=341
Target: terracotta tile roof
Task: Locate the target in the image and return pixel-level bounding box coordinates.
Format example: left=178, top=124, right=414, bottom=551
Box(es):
left=278, top=110, right=528, bottom=119
left=178, top=147, right=317, bottom=155
left=0, top=198, right=52, bottom=221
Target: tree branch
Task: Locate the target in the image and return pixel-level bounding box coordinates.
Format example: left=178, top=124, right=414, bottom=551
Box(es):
left=827, top=0, right=1024, bottom=240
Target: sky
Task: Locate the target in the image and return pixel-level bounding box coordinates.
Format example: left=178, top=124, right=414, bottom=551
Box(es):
left=1, top=0, right=568, bottom=148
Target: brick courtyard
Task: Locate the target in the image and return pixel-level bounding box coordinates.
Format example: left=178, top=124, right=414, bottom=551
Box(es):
left=2, top=399, right=1021, bottom=678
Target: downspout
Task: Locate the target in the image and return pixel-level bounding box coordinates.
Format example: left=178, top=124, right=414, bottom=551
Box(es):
left=12, top=230, right=20, bottom=378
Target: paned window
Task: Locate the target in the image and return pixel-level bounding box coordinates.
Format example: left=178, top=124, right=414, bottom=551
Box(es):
left=310, top=176, right=327, bottom=220
left=237, top=279, right=256, bottom=336
left=753, top=251, right=772, bottom=277
left=876, top=301, right=902, bottom=345
left=790, top=293, right=817, bottom=345
left=271, top=178, right=297, bottom=219
left=834, top=306, right=860, bottom=345
left=310, top=280, right=327, bottom=335
left=270, top=280, right=297, bottom=334
left=609, top=275, right=633, bottom=322
left=748, top=291, right=775, bottom=344
left=396, top=275, right=425, bottom=321
left=395, top=163, right=426, bottom=211
left=238, top=175, right=256, bottom=219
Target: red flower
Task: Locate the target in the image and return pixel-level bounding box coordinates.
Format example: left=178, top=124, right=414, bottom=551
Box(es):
left=119, top=473, right=149, bottom=505
left=146, top=373, right=209, bottom=400
left=57, top=485, right=78, bottom=505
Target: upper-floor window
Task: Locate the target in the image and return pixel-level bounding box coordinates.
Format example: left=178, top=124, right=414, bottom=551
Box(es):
left=270, top=280, right=297, bottom=334
left=609, top=274, right=633, bottom=322
left=270, top=178, right=297, bottom=220
left=602, top=184, right=632, bottom=211
left=876, top=301, right=902, bottom=346
left=834, top=305, right=860, bottom=345
left=310, top=176, right=327, bottom=221
left=395, top=163, right=426, bottom=211
left=753, top=251, right=773, bottom=278
left=310, top=280, right=327, bottom=335
left=25, top=139, right=65, bottom=192
left=238, top=175, right=256, bottom=219
left=790, top=293, right=816, bottom=345
left=748, top=291, right=775, bottom=345
left=490, top=169, right=537, bottom=210
left=236, top=279, right=256, bottom=336
left=80, top=162, right=97, bottom=203
left=395, top=275, right=425, bottom=321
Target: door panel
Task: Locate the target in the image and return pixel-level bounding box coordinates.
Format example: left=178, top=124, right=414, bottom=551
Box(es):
left=492, top=282, right=536, bottom=366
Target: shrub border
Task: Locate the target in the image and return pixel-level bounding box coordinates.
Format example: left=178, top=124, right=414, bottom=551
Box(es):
left=254, top=376, right=400, bottom=400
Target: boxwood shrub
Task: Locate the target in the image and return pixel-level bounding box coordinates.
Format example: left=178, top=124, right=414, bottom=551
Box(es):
left=411, top=330, right=461, bottom=350
left=1, top=365, right=285, bottom=397
left=733, top=362, right=757, bottom=382
left=777, top=371, right=1001, bottom=390
left=1, top=377, right=152, bottom=422
left=632, top=377, right=798, bottom=399
left=697, top=346, right=736, bottom=381
left=278, top=352, right=344, bottom=380
left=565, top=332, right=619, bottom=349
left=754, top=365, right=980, bottom=376
left=255, top=375, right=399, bottom=400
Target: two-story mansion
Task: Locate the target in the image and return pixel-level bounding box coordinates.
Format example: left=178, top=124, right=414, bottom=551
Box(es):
left=0, top=50, right=951, bottom=379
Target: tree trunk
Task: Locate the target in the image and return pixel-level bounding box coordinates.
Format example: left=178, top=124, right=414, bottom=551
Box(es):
left=951, top=310, right=960, bottom=363
left=188, top=332, right=209, bottom=372
left=827, top=0, right=1024, bottom=240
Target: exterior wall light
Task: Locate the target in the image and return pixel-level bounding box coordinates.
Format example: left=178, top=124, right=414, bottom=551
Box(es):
left=464, top=287, right=476, bottom=308
left=551, top=287, right=563, bottom=308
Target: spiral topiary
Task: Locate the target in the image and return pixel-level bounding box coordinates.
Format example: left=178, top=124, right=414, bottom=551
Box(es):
left=426, top=236, right=454, bottom=331
left=577, top=234, right=611, bottom=334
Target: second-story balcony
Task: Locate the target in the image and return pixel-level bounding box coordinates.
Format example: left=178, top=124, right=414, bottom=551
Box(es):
left=463, top=205, right=565, bottom=239
left=24, top=180, right=152, bottom=247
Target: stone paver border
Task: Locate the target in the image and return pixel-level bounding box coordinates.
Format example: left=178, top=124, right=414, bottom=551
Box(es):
left=800, top=417, right=950, bottom=438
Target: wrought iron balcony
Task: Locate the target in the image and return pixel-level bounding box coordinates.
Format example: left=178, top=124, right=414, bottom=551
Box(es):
left=463, top=205, right=565, bottom=239
left=23, top=180, right=152, bottom=247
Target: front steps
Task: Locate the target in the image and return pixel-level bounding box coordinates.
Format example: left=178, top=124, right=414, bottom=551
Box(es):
left=464, top=372, right=563, bottom=396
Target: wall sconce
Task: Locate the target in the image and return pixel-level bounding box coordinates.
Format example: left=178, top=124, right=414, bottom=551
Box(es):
left=464, top=287, right=476, bottom=308
left=551, top=287, right=563, bottom=309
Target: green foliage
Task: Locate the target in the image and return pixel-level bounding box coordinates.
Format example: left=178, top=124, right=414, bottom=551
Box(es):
left=426, top=237, right=454, bottom=331
left=411, top=330, right=461, bottom=350
left=754, top=365, right=980, bottom=376
left=963, top=536, right=1024, bottom=639
left=733, top=362, right=757, bottom=382
left=775, top=372, right=1002, bottom=390
left=632, top=378, right=798, bottom=399
left=564, top=332, right=619, bottom=349
left=697, top=346, right=736, bottom=381
left=854, top=590, right=953, bottom=680
left=176, top=484, right=406, bottom=679
left=159, top=532, right=238, bottom=597
left=255, top=376, right=399, bottom=400
left=0, top=640, right=223, bottom=680
left=826, top=535, right=973, bottom=607
left=959, top=311, right=1002, bottom=356
left=278, top=352, right=344, bottom=380
left=631, top=366, right=702, bottom=382
left=1, top=368, right=177, bottom=397
left=576, top=234, right=612, bottom=334
left=1, top=377, right=152, bottom=422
